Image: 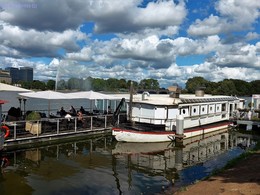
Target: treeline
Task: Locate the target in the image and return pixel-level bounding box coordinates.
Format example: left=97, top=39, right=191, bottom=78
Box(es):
left=184, top=77, right=260, bottom=96
left=16, top=76, right=260, bottom=96
left=17, top=77, right=160, bottom=92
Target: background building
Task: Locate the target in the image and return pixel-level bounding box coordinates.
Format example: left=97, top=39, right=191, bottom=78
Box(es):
left=0, top=69, right=12, bottom=84
left=5, top=67, right=33, bottom=83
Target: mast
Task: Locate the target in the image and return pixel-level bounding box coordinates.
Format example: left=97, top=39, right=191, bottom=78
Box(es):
left=129, top=81, right=134, bottom=124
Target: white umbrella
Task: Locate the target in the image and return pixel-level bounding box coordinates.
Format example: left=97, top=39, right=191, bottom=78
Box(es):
left=18, top=90, right=75, bottom=117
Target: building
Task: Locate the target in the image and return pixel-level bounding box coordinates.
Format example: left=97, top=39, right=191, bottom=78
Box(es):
left=0, top=69, right=12, bottom=84
left=5, top=67, right=33, bottom=83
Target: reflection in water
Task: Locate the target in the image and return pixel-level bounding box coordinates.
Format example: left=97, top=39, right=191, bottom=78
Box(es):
left=0, top=129, right=257, bottom=194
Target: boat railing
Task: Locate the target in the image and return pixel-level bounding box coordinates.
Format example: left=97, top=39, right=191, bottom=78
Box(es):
left=131, top=116, right=176, bottom=125
left=2, top=113, right=127, bottom=144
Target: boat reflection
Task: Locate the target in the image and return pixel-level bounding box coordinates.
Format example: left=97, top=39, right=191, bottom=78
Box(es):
left=111, top=128, right=257, bottom=190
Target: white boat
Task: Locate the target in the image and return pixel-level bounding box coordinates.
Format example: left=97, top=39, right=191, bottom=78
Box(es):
left=112, top=86, right=243, bottom=143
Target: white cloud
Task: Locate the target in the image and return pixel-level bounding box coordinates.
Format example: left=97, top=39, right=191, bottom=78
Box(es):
left=188, top=0, right=260, bottom=36
left=0, top=23, right=87, bottom=57
left=66, top=47, right=93, bottom=61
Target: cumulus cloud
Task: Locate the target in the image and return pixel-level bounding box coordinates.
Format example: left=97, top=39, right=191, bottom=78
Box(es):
left=0, top=23, right=87, bottom=58
left=188, top=0, right=260, bottom=36
left=88, top=0, right=187, bottom=35
left=0, top=0, right=259, bottom=88
left=213, top=43, right=260, bottom=69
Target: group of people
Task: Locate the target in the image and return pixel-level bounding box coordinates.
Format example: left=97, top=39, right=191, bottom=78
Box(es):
left=58, top=105, right=113, bottom=123
left=59, top=106, right=85, bottom=123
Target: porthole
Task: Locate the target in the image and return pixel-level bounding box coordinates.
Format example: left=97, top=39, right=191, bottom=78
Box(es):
left=193, top=108, right=196, bottom=113
left=202, top=107, right=205, bottom=112
left=182, top=109, right=186, bottom=114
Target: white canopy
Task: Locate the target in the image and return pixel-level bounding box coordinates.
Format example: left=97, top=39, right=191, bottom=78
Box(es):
left=0, top=83, right=31, bottom=92
left=19, top=90, right=73, bottom=100
left=18, top=90, right=121, bottom=116
left=18, top=90, right=77, bottom=117
left=68, top=90, right=121, bottom=100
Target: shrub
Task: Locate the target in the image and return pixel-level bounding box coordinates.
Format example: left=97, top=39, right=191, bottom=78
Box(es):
left=26, top=111, right=41, bottom=121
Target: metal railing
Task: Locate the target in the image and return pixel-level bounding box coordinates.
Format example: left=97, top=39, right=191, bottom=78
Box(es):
left=2, top=113, right=127, bottom=143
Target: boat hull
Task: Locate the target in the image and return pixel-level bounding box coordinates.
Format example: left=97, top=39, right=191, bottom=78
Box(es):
left=112, top=121, right=232, bottom=143
left=112, top=128, right=175, bottom=142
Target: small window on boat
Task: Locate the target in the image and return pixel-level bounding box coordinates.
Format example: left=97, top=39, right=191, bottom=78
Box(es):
left=182, top=109, right=186, bottom=114
left=210, top=106, right=213, bottom=111
left=202, top=107, right=205, bottom=112
left=193, top=108, right=196, bottom=113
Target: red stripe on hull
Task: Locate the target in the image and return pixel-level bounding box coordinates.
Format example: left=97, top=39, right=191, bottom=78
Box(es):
left=112, top=121, right=232, bottom=135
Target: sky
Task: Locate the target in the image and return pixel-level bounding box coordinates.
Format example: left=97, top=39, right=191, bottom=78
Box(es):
left=0, top=0, right=259, bottom=88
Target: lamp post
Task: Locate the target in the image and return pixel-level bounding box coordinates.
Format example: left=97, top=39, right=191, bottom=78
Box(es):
left=23, top=98, right=27, bottom=117
left=17, top=97, right=22, bottom=110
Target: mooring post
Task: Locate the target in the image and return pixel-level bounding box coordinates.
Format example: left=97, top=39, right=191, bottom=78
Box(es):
left=176, top=115, right=184, bottom=142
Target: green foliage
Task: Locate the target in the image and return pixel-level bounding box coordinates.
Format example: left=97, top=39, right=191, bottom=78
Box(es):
left=46, top=80, right=55, bottom=90
left=17, top=75, right=260, bottom=96
left=186, top=77, right=209, bottom=93
left=26, top=111, right=41, bottom=121
left=139, top=78, right=160, bottom=90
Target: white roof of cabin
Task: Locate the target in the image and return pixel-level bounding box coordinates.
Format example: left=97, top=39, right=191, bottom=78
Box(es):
left=131, top=94, right=238, bottom=106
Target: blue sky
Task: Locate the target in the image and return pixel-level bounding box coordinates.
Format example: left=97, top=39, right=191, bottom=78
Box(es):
left=0, top=0, right=259, bottom=87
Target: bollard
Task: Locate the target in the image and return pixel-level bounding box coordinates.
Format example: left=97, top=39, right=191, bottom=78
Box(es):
left=176, top=115, right=184, bottom=142
left=176, top=115, right=184, bottom=135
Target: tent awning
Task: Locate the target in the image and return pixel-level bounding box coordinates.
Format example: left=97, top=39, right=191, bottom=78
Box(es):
left=0, top=83, right=31, bottom=92
left=67, top=90, right=121, bottom=100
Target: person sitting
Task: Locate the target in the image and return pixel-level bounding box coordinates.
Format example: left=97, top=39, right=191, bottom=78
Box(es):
left=69, top=106, right=77, bottom=116
left=77, top=111, right=86, bottom=128
left=59, top=107, right=67, bottom=117
left=77, top=111, right=83, bottom=122
left=80, top=106, right=86, bottom=114
left=107, top=106, right=112, bottom=114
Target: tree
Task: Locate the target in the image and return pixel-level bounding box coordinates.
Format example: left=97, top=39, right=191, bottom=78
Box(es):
left=46, top=80, right=56, bottom=90
left=215, top=79, right=238, bottom=95
left=31, top=80, right=46, bottom=90
left=92, top=78, right=107, bottom=91
left=107, top=78, right=119, bottom=91
left=250, top=80, right=260, bottom=94
left=185, top=77, right=209, bottom=94
left=139, top=78, right=160, bottom=89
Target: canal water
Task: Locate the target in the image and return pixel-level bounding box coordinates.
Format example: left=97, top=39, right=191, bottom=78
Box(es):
left=0, top=129, right=257, bottom=195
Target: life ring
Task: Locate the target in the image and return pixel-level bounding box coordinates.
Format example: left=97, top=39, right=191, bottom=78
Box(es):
left=1, top=125, right=10, bottom=138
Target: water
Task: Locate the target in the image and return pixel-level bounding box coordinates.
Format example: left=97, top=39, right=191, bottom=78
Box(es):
left=0, top=129, right=256, bottom=195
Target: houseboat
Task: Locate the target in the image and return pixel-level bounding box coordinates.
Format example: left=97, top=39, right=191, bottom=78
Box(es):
left=112, top=86, right=243, bottom=143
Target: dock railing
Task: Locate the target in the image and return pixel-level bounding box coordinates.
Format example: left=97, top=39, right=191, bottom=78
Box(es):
left=2, top=113, right=127, bottom=145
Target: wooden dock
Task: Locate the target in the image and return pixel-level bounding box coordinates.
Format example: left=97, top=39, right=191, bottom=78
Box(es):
left=2, top=113, right=126, bottom=151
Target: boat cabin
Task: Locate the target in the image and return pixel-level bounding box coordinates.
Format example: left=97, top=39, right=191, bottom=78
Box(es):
left=127, top=89, right=241, bottom=131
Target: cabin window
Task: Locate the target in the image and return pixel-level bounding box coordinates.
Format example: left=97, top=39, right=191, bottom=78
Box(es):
left=182, top=109, right=186, bottom=114
left=202, top=107, right=205, bottom=112
left=221, top=103, right=226, bottom=111
left=193, top=108, right=196, bottom=113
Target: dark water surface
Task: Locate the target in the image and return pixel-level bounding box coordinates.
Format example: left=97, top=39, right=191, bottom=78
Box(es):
left=0, top=129, right=256, bottom=195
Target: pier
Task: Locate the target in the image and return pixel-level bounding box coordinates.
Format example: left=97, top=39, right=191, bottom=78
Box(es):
left=2, top=113, right=126, bottom=150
